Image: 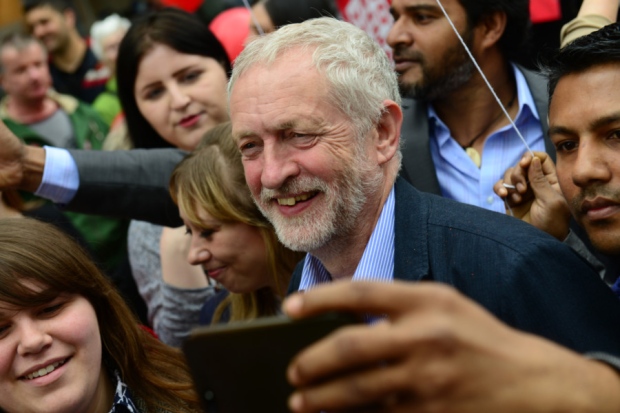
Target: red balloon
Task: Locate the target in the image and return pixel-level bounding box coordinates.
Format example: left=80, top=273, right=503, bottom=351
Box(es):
left=209, top=7, right=251, bottom=63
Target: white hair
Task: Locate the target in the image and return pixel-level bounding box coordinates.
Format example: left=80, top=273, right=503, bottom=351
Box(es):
left=229, top=17, right=401, bottom=140
left=90, top=14, right=131, bottom=61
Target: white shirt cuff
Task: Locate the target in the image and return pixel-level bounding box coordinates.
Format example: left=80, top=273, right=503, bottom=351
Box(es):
left=34, top=146, right=79, bottom=204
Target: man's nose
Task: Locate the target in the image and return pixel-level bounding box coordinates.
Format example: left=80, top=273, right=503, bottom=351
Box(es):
left=32, top=25, right=46, bottom=41
left=387, top=16, right=414, bottom=50
left=571, top=141, right=611, bottom=188
left=260, top=142, right=300, bottom=190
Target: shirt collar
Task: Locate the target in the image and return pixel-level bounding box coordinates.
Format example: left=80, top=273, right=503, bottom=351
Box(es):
left=298, top=187, right=395, bottom=290
left=428, top=64, right=540, bottom=146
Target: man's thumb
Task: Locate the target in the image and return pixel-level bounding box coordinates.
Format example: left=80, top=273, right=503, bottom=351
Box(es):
left=528, top=157, right=551, bottom=194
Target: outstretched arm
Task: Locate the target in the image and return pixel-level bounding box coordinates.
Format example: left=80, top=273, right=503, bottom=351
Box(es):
left=0, top=119, right=185, bottom=227
left=67, top=148, right=185, bottom=226
left=0, top=120, right=45, bottom=191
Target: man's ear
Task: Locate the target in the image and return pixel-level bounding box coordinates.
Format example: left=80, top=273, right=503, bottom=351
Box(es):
left=475, top=10, right=507, bottom=51
left=63, top=9, right=76, bottom=29
left=375, top=99, right=402, bottom=166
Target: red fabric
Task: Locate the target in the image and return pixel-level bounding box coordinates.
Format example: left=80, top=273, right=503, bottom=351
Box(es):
left=530, top=0, right=562, bottom=24
left=335, top=0, right=393, bottom=58
left=339, top=0, right=563, bottom=25
left=160, top=0, right=203, bottom=13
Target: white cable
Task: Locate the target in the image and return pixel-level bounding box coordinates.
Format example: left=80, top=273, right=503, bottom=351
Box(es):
left=434, top=0, right=534, bottom=157
left=242, top=0, right=265, bottom=36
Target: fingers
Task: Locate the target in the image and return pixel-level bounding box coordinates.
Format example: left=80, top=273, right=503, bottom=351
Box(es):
left=527, top=157, right=553, bottom=193
left=287, top=312, right=470, bottom=413
left=288, top=347, right=410, bottom=412
left=284, top=281, right=463, bottom=320
left=285, top=282, right=498, bottom=386
left=288, top=321, right=402, bottom=388
left=536, top=154, right=560, bottom=184
left=495, top=151, right=550, bottom=205
left=527, top=157, right=566, bottom=206
left=495, top=153, right=533, bottom=201
left=285, top=282, right=469, bottom=390
left=493, top=167, right=515, bottom=198
left=527, top=157, right=571, bottom=239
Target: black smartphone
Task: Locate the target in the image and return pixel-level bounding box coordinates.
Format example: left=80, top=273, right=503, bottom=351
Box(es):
left=182, top=312, right=359, bottom=413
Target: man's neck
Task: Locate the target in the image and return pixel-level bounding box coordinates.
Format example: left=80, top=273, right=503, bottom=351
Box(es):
left=6, top=96, right=58, bottom=124
left=431, top=57, right=519, bottom=153
left=52, top=33, right=87, bottom=73
left=310, top=176, right=395, bottom=280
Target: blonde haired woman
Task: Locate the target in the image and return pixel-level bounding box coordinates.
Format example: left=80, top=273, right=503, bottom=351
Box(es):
left=168, top=122, right=304, bottom=324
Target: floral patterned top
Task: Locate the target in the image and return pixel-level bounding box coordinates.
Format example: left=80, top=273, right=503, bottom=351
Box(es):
left=109, top=371, right=141, bottom=413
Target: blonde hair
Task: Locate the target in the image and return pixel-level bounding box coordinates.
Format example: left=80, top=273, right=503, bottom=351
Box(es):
left=169, top=122, right=303, bottom=322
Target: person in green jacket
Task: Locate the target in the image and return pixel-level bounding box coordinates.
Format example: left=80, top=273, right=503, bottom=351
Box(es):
left=0, top=30, right=128, bottom=273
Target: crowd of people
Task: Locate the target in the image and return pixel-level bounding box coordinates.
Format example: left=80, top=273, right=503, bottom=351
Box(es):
left=0, top=0, right=620, bottom=411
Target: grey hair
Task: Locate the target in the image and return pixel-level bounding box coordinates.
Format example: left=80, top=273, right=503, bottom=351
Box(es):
left=0, top=31, right=46, bottom=74
left=89, top=14, right=131, bottom=61
left=229, top=17, right=401, bottom=140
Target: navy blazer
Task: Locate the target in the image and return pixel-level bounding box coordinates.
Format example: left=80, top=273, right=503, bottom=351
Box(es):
left=289, top=177, right=620, bottom=356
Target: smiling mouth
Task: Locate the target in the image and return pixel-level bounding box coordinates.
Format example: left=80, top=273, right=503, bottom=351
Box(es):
left=276, top=192, right=318, bottom=206
left=21, top=358, right=70, bottom=381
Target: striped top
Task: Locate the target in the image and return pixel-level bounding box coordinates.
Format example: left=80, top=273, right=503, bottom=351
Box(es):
left=298, top=187, right=395, bottom=290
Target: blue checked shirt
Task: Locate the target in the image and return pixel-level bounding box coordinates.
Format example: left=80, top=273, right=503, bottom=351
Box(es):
left=428, top=64, right=546, bottom=213
left=299, top=187, right=395, bottom=290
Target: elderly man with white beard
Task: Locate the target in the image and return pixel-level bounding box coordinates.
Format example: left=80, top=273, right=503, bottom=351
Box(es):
left=225, top=17, right=620, bottom=411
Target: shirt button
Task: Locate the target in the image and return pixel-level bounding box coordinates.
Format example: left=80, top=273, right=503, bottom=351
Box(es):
left=487, top=196, right=494, bottom=205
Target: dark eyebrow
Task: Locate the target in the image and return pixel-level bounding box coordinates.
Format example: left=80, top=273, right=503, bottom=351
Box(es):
left=549, top=112, right=620, bottom=137
left=138, top=65, right=198, bottom=92
left=390, top=4, right=439, bottom=17
left=547, top=125, right=575, bottom=138
left=589, top=113, right=620, bottom=131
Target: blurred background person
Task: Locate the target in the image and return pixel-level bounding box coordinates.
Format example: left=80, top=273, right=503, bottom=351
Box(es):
left=0, top=31, right=129, bottom=279
left=246, top=0, right=340, bottom=42
left=22, top=0, right=109, bottom=104
left=89, top=13, right=130, bottom=126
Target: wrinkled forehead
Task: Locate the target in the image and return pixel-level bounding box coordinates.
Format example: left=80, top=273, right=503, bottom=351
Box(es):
left=229, top=62, right=332, bottom=142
